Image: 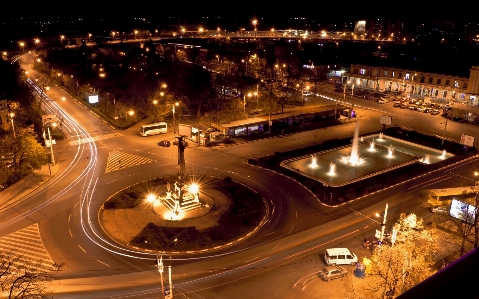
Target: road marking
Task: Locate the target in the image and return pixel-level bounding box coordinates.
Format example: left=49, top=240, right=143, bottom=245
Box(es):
left=296, top=210, right=298, bottom=218
left=97, top=260, right=110, bottom=267
left=105, top=150, right=158, bottom=173
left=68, top=132, right=124, bottom=146
left=69, top=229, right=73, bottom=238
left=289, top=226, right=294, bottom=234
left=78, top=245, right=86, bottom=253
left=68, top=214, right=71, bottom=222
left=0, top=223, right=55, bottom=272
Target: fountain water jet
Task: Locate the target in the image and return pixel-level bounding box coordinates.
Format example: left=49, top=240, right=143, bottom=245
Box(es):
left=341, top=121, right=365, bottom=166
left=387, top=144, right=395, bottom=158
left=378, top=132, right=384, bottom=140
left=328, top=162, right=336, bottom=176
left=310, top=155, right=318, bottom=168
left=369, top=139, right=376, bottom=151
left=440, top=149, right=447, bottom=160
left=423, top=154, right=430, bottom=164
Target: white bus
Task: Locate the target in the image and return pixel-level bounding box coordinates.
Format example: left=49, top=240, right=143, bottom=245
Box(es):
left=140, top=122, right=167, bottom=136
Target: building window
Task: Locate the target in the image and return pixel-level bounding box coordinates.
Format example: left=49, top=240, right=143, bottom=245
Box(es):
left=454, top=81, right=459, bottom=88
left=420, top=76, right=425, bottom=83
left=360, top=69, right=365, bottom=75
left=437, top=78, right=441, bottom=85
left=443, top=91, right=447, bottom=98
left=367, top=70, right=371, bottom=75
left=392, top=71, right=395, bottom=78
left=428, top=77, right=433, bottom=83
left=384, top=70, right=388, bottom=76
left=446, top=80, right=450, bottom=86
left=464, top=82, right=467, bottom=89
left=405, top=73, right=410, bottom=80
left=399, top=72, right=402, bottom=79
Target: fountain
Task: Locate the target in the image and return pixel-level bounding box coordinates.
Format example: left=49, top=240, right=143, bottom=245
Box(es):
left=387, top=145, right=395, bottom=158
left=328, top=162, right=336, bottom=176
left=310, top=155, right=318, bottom=168
left=281, top=124, right=454, bottom=187
left=369, top=139, right=376, bottom=151
left=440, top=149, right=447, bottom=160
left=423, top=154, right=430, bottom=164
left=361, top=136, right=364, bottom=142
left=378, top=132, right=384, bottom=140
left=340, top=121, right=365, bottom=166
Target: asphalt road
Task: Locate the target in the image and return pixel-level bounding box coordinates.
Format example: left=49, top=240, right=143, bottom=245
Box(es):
left=1, top=54, right=478, bottom=298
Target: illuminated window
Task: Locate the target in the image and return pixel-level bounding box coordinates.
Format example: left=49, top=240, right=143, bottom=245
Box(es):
left=405, top=73, right=410, bottom=80
left=454, top=81, right=459, bottom=88
left=384, top=70, right=388, bottom=76
left=392, top=71, right=395, bottom=77
left=360, top=69, right=365, bottom=75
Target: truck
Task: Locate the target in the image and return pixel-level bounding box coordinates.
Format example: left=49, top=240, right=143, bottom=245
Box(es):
left=178, top=124, right=192, bottom=138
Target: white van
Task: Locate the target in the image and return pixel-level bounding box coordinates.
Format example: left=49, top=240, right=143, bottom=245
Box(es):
left=324, top=248, right=358, bottom=266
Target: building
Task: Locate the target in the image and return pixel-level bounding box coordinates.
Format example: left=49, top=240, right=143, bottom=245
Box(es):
left=345, top=63, right=478, bottom=106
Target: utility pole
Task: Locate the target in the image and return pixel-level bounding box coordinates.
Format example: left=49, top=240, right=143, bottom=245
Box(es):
left=442, top=108, right=450, bottom=145
left=380, top=203, right=388, bottom=243
left=48, top=127, right=55, bottom=166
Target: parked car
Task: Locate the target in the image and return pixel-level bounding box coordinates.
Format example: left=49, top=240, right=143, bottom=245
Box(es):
left=400, top=103, right=409, bottom=109
left=416, top=106, right=427, bottom=112
left=363, top=237, right=389, bottom=249
left=424, top=108, right=433, bottom=113
left=409, top=105, right=417, bottom=111
left=318, top=265, right=348, bottom=281
left=393, top=102, right=401, bottom=107
left=430, top=205, right=448, bottom=214
left=378, top=98, right=389, bottom=104
left=430, top=109, right=440, bottom=115
left=157, top=140, right=171, bottom=147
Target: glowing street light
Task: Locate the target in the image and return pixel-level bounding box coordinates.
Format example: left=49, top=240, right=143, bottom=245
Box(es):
left=9, top=113, right=15, bottom=138
left=146, top=194, right=157, bottom=203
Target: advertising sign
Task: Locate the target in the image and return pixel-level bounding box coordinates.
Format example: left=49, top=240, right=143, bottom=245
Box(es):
left=88, top=95, right=99, bottom=104
left=450, top=199, right=476, bottom=224
left=460, top=134, right=475, bottom=147
left=380, top=115, right=392, bottom=125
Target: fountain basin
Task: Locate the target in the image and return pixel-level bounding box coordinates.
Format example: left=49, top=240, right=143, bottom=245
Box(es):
left=281, top=144, right=420, bottom=187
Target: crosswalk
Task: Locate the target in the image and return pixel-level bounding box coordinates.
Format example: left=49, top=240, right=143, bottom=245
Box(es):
left=68, top=132, right=124, bottom=146
left=105, top=150, right=158, bottom=173
left=0, top=224, right=55, bottom=272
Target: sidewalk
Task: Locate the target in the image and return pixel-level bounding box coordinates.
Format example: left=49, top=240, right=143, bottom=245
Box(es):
left=0, top=163, right=60, bottom=210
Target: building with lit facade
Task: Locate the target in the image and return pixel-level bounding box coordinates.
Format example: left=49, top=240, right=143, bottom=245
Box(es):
left=345, top=64, right=479, bottom=106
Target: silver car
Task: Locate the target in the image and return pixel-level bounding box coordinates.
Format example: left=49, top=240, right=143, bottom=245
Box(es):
left=318, top=265, right=348, bottom=281
left=430, top=205, right=448, bottom=214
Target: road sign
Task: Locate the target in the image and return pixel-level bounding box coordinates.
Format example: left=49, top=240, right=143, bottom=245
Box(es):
left=375, top=229, right=381, bottom=239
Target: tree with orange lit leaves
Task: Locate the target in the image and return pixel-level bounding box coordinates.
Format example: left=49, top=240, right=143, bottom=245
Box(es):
left=368, top=213, right=437, bottom=298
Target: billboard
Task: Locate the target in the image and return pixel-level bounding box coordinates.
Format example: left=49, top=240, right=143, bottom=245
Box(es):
left=380, top=115, right=392, bottom=125
left=450, top=199, right=477, bottom=224
left=89, top=95, right=99, bottom=104
left=460, top=134, right=475, bottom=147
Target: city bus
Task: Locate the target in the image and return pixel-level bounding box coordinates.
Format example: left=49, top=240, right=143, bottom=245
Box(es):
left=140, top=122, right=167, bottom=136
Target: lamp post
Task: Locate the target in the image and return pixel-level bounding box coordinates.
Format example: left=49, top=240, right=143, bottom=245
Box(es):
left=153, top=100, right=158, bottom=122
left=155, top=237, right=177, bottom=299
left=252, top=19, right=258, bottom=38
left=379, top=203, right=388, bottom=243
left=243, top=92, right=252, bottom=113
left=172, top=102, right=179, bottom=135
left=9, top=113, right=16, bottom=138
left=48, top=125, right=55, bottom=166
left=441, top=107, right=451, bottom=145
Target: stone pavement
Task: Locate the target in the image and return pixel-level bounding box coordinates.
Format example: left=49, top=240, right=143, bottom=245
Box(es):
left=100, top=187, right=232, bottom=246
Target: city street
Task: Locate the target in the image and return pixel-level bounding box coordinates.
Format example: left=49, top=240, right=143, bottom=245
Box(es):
left=0, top=53, right=477, bottom=298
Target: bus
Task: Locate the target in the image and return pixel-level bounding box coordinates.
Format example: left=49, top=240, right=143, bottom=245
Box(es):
left=140, top=122, right=167, bottom=136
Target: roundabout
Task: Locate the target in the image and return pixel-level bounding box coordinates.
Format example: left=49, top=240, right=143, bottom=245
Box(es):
left=99, top=175, right=268, bottom=253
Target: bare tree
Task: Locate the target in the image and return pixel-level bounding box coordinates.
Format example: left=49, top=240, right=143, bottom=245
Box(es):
left=0, top=251, right=53, bottom=299
left=258, top=90, right=281, bottom=133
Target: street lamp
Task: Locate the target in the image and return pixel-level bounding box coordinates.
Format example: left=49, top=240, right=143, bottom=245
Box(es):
left=376, top=203, right=389, bottom=243
left=441, top=107, right=451, bottom=145
left=127, top=109, right=135, bottom=121
left=155, top=237, right=177, bottom=299
left=252, top=19, right=258, bottom=38
left=243, top=92, right=252, bottom=113
left=172, top=102, right=179, bottom=135
left=9, top=113, right=15, bottom=138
